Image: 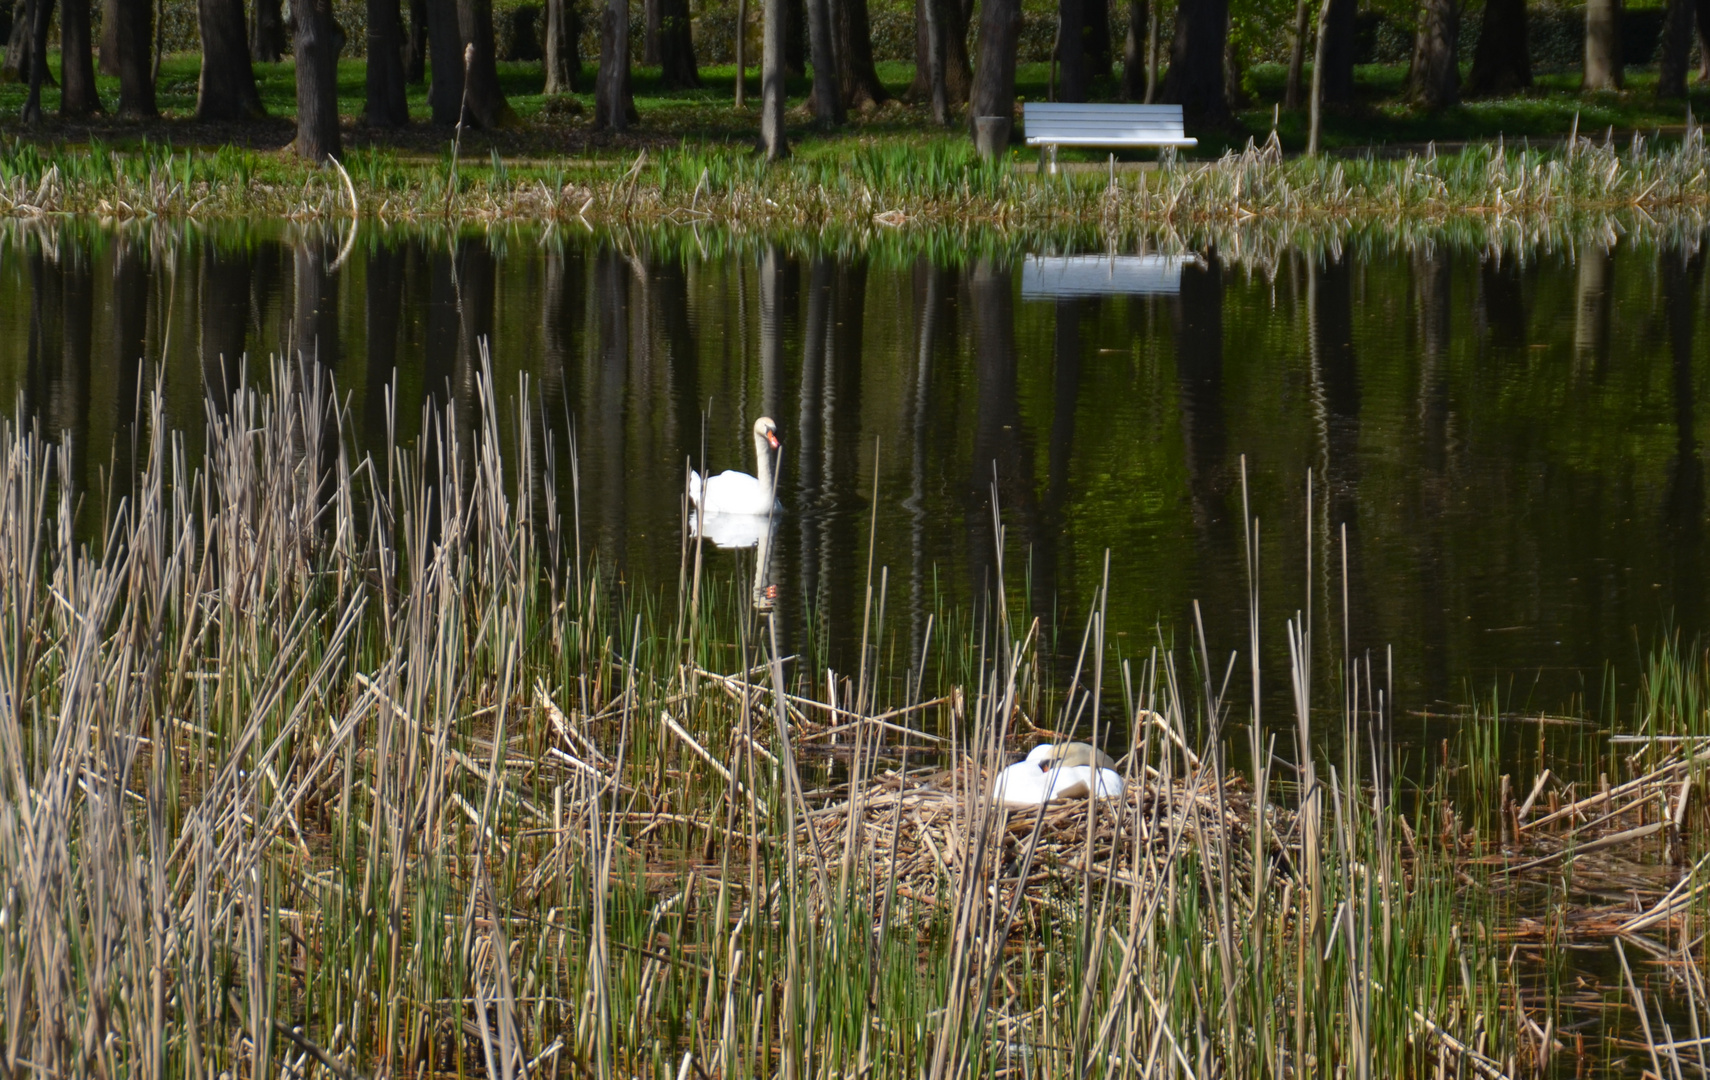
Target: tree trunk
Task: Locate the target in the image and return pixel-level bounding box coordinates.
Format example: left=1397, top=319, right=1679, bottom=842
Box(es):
left=969, top=0, right=1020, bottom=137
left=427, top=0, right=462, bottom=121
left=1223, top=21, right=1243, bottom=105
left=1307, top=0, right=1330, bottom=151
left=1119, top=0, right=1144, bottom=98
left=1406, top=0, right=1457, bottom=108
left=1583, top=0, right=1622, bottom=90
left=785, top=0, right=804, bottom=76
left=735, top=0, right=745, bottom=103
left=1465, top=0, right=1530, bottom=93
left=114, top=0, right=155, bottom=113
left=761, top=0, right=789, bottom=157
left=251, top=0, right=286, bottom=60
left=1085, top=0, right=1110, bottom=77
left=1284, top=0, right=1307, bottom=106
left=197, top=0, right=265, bottom=119
left=60, top=0, right=101, bottom=116
left=456, top=0, right=517, bottom=126
left=1320, top=0, right=1355, bottom=104
left=595, top=0, right=635, bottom=129
left=1656, top=0, right=1693, bottom=97
left=1058, top=0, right=1088, bottom=100
left=915, top=0, right=970, bottom=102
left=1698, top=6, right=1709, bottom=81
left=643, top=0, right=660, bottom=62
left=19, top=0, right=52, bottom=124
left=365, top=0, right=410, bottom=122
left=833, top=0, right=886, bottom=107
left=99, top=0, right=118, bottom=74
left=806, top=0, right=841, bottom=123
left=545, top=0, right=579, bottom=91
left=4, top=0, right=28, bottom=83
left=1161, top=0, right=1228, bottom=121
left=292, top=0, right=343, bottom=160
left=658, top=0, right=699, bottom=88
left=406, top=0, right=428, bottom=81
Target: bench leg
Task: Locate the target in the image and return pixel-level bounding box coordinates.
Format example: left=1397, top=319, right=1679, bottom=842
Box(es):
left=1037, top=146, right=1045, bottom=175
left=1049, top=145, right=1058, bottom=176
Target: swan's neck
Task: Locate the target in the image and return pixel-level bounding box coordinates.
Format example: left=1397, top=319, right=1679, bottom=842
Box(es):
left=753, top=432, right=775, bottom=495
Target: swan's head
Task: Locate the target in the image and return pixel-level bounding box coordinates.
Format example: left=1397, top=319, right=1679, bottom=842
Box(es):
left=1028, top=741, right=1118, bottom=772
left=753, top=416, right=781, bottom=450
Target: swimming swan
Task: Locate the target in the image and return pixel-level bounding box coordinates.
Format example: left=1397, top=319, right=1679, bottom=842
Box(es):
left=690, top=417, right=782, bottom=517
left=991, top=742, right=1125, bottom=808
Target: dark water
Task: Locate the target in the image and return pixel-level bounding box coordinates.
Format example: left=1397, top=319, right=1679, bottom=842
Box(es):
left=1, top=221, right=1706, bottom=728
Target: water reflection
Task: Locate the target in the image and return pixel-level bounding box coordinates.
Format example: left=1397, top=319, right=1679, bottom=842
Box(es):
left=0, top=221, right=1706, bottom=725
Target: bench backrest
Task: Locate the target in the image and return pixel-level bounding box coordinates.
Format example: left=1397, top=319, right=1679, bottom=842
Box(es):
left=1022, top=102, right=1187, bottom=144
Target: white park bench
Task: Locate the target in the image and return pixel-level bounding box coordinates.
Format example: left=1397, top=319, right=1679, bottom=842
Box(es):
left=1022, top=102, right=1198, bottom=174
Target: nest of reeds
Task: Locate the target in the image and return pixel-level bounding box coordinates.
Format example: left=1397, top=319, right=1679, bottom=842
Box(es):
left=796, top=757, right=1270, bottom=931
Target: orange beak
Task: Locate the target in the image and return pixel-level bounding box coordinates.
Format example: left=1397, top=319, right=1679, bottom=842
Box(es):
left=766, top=431, right=781, bottom=449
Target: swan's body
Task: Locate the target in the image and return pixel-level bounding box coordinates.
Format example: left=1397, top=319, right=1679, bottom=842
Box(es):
left=690, top=417, right=782, bottom=517
left=992, top=742, right=1125, bottom=808
left=692, top=511, right=773, bottom=550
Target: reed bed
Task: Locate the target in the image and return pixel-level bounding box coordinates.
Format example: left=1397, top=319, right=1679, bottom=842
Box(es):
left=0, top=127, right=1707, bottom=231
left=2, top=350, right=1707, bottom=1079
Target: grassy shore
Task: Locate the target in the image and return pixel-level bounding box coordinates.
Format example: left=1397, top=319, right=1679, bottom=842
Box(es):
left=2, top=355, right=1709, bottom=1077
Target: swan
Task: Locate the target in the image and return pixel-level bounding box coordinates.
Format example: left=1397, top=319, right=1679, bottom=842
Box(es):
left=691, top=511, right=773, bottom=550
left=991, top=742, right=1126, bottom=808
left=690, top=417, right=782, bottom=517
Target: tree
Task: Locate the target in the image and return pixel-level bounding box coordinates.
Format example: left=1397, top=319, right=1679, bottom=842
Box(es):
left=1583, top=0, right=1622, bottom=90
left=545, top=0, right=580, bottom=91
left=407, top=0, right=429, bottom=81
left=1465, top=0, right=1530, bottom=93
left=17, top=0, right=52, bottom=123
left=1656, top=0, right=1694, bottom=97
left=1162, top=0, right=1230, bottom=121
left=806, top=0, right=842, bottom=123
left=293, top=0, right=343, bottom=160
left=657, top=0, right=700, bottom=88
left=595, top=0, right=636, bottom=129
left=113, top=0, right=156, bottom=113
left=834, top=0, right=888, bottom=108
left=197, top=0, right=266, bottom=119
left=761, top=0, right=789, bottom=157
left=60, top=0, right=101, bottom=116
left=968, top=0, right=1020, bottom=153
left=251, top=0, right=286, bottom=60
left=456, top=0, right=517, bottom=125
left=1119, top=0, right=1146, bottom=98
left=100, top=0, right=118, bottom=74
left=1319, top=0, right=1355, bottom=104
left=1058, top=0, right=1089, bottom=100
left=427, top=0, right=463, bottom=121
left=1085, top=0, right=1111, bottom=79
left=909, top=0, right=971, bottom=110
left=1284, top=0, right=1309, bottom=107
left=1406, top=0, right=1458, bottom=107
left=366, top=0, right=410, bottom=123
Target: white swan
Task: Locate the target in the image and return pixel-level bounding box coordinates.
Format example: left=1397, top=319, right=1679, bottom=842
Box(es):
left=690, top=417, right=782, bottom=517
left=691, top=511, right=773, bottom=550
left=991, top=742, right=1125, bottom=808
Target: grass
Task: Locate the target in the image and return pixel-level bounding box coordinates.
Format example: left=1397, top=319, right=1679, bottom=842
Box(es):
left=4, top=344, right=1710, bottom=1076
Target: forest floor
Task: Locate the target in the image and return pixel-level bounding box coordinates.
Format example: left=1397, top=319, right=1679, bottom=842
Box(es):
left=1, top=54, right=1708, bottom=164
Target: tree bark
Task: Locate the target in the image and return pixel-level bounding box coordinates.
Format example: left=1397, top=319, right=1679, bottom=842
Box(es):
left=545, top=0, right=579, bottom=91
left=658, top=0, right=699, bottom=88
left=785, top=0, right=804, bottom=75
left=292, top=0, right=343, bottom=160
left=1285, top=0, right=1308, bottom=107
left=1583, top=0, right=1622, bottom=90
left=251, top=0, right=286, bottom=60
left=197, top=0, right=265, bottom=119
left=595, top=0, right=636, bottom=129
left=1162, top=0, right=1229, bottom=121
left=1058, top=0, right=1088, bottom=100
left=60, top=0, right=102, bottom=116
left=1085, top=0, right=1110, bottom=78
left=456, top=0, right=517, bottom=126
left=113, top=0, right=155, bottom=114
left=909, top=0, right=969, bottom=104
left=761, top=0, right=789, bottom=157
left=1656, top=0, right=1693, bottom=97
left=969, top=0, right=1020, bottom=137
left=4, top=0, right=28, bottom=83
left=18, top=0, right=51, bottom=123
left=1119, top=0, right=1145, bottom=98
left=99, top=0, right=118, bottom=74
left=833, top=0, right=886, bottom=107
left=1319, top=0, right=1355, bottom=104
left=806, top=0, right=842, bottom=123
left=365, top=0, right=410, bottom=122
left=1465, top=0, right=1530, bottom=93
left=406, top=0, right=429, bottom=81
left=1406, top=0, right=1458, bottom=108
left=643, top=0, right=660, bottom=62
left=427, top=0, right=462, bottom=121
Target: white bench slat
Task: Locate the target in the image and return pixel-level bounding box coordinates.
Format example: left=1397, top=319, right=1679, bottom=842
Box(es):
left=1022, top=102, right=1198, bottom=149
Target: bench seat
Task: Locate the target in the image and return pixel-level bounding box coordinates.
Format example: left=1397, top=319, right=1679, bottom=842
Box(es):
left=1022, top=102, right=1196, bottom=172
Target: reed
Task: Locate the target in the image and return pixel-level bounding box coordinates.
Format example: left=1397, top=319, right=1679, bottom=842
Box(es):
left=0, top=347, right=1692, bottom=1079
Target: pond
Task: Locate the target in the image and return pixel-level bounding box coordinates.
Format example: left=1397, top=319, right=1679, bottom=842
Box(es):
left=1, top=220, right=1705, bottom=729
